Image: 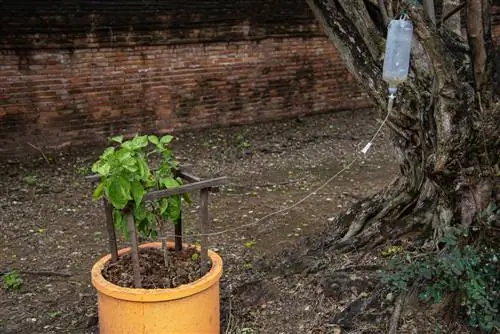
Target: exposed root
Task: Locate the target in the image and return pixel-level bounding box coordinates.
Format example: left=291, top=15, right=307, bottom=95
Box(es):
left=337, top=177, right=418, bottom=243
left=330, top=284, right=383, bottom=329
left=339, top=192, right=389, bottom=242
left=27, top=142, right=51, bottom=164
left=389, top=294, right=405, bottom=334
left=331, top=175, right=441, bottom=251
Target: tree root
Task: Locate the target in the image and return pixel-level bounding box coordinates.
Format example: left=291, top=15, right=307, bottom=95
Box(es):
left=389, top=294, right=405, bottom=334
left=327, top=175, right=439, bottom=251
left=330, top=283, right=383, bottom=329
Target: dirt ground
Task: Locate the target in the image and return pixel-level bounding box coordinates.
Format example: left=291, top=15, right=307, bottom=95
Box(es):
left=1, top=109, right=433, bottom=333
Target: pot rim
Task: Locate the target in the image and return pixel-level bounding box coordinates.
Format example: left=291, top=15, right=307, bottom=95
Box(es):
left=91, top=242, right=223, bottom=302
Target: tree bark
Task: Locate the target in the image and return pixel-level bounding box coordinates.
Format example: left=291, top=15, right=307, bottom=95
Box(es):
left=466, top=0, right=495, bottom=105
left=423, top=0, right=436, bottom=24
left=307, top=0, right=498, bottom=245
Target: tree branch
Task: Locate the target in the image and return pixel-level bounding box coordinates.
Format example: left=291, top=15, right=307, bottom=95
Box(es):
left=423, top=0, right=436, bottom=24
left=386, top=0, right=394, bottom=18
left=465, top=0, right=494, bottom=103
left=306, top=0, right=387, bottom=106
left=339, top=0, right=385, bottom=60
left=437, top=1, right=465, bottom=29
left=404, top=2, right=459, bottom=93
left=378, top=0, right=390, bottom=26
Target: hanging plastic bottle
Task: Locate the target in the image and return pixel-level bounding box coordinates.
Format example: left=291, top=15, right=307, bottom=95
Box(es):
left=382, top=16, right=413, bottom=96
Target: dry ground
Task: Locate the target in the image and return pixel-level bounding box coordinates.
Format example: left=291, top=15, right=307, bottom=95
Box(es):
left=1, top=109, right=442, bottom=334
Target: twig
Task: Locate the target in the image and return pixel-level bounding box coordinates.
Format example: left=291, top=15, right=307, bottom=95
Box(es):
left=342, top=192, right=365, bottom=200
left=313, top=293, right=325, bottom=327
left=27, top=142, right=50, bottom=164
left=437, top=2, right=465, bottom=28
left=252, top=178, right=306, bottom=188
left=378, top=0, right=390, bottom=26
left=20, top=270, right=73, bottom=277
left=126, top=212, right=142, bottom=288
left=389, top=294, right=405, bottom=334
left=333, top=264, right=381, bottom=272
left=199, top=189, right=210, bottom=276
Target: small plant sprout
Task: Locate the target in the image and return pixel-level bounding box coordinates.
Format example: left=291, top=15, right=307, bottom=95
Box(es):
left=48, top=311, right=62, bottom=318
left=23, top=175, right=38, bottom=186
left=244, top=240, right=256, bottom=248
left=2, top=271, right=23, bottom=290
left=235, top=134, right=250, bottom=149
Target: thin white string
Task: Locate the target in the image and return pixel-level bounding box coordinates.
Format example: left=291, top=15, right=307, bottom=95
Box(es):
left=162, top=97, right=395, bottom=239
left=171, top=158, right=359, bottom=238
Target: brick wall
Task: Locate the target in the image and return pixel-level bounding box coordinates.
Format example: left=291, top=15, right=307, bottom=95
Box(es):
left=0, top=0, right=372, bottom=154
left=0, top=38, right=369, bottom=152
left=0, top=1, right=498, bottom=154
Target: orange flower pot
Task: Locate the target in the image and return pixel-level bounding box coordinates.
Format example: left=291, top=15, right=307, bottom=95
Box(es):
left=91, top=242, right=223, bottom=334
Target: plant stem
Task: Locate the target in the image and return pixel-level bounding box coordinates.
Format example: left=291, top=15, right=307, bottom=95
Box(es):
left=162, top=237, right=169, bottom=268
left=158, top=218, right=169, bottom=268
left=126, top=212, right=142, bottom=288
left=199, top=189, right=209, bottom=276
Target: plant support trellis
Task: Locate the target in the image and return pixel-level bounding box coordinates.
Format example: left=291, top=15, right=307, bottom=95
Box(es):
left=86, top=166, right=228, bottom=277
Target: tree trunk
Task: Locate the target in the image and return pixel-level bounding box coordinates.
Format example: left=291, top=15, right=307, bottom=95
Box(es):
left=306, top=0, right=498, bottom=248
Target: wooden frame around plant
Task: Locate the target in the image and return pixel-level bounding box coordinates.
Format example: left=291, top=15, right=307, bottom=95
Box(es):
left=86, top=166, right=228, bottom=280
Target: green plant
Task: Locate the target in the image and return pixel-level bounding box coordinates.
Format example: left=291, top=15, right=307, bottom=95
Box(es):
left=75, top=165, right=91, bottom=176
left=92, top=134, right=188, bottom=239
left=244, top=240, right=256, bottom=248
left=2, top=271, right=23, bottom=290
left=48, top=311, right=62, bottom=318
left=380, top=229, right=499, bottom=332
left=23, top=175, right=38, bottom=186
left=235, top=134, right=250, bottom=149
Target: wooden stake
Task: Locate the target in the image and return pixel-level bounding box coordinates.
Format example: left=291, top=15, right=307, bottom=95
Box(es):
left=104, top=199, right=118, bottom=262
left=126, top=212, right=142, bottom=288
left=199, top=189, right=209, bottom=276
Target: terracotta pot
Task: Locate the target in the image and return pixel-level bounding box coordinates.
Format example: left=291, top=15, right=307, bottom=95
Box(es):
left=91, top=242, right=223, bottom=334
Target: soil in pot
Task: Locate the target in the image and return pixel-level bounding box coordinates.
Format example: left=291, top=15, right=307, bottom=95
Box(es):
left=102, top=246, right=210, bottom=289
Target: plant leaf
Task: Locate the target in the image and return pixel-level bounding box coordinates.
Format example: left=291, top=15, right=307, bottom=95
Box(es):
left=106, top=176, right=131, bottom=209
left=101, top=147, right=115, bottom=159
left=131, top=135, right=149, bottom=149
left=159, top=198, right=169, bottom=215
left=110, top=135, right=124, bottom=143
left=93, top=181, right=106, bottom=199
left=113, top=209, right=127, bottom=238
left=148, top=135, right=160, bottom=145
left=91, top=161, right=111, bottom=176
left=182, top=192, right=192, bottom=205
left=161, top=177, right=180, bottom=189
left=165, top=195, right=182, bottom=222
left=130, top=180, right=145, bottom=208
left=160, top=135, right=174, bottom=144
left=136, top=157, right=150, bottom=180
